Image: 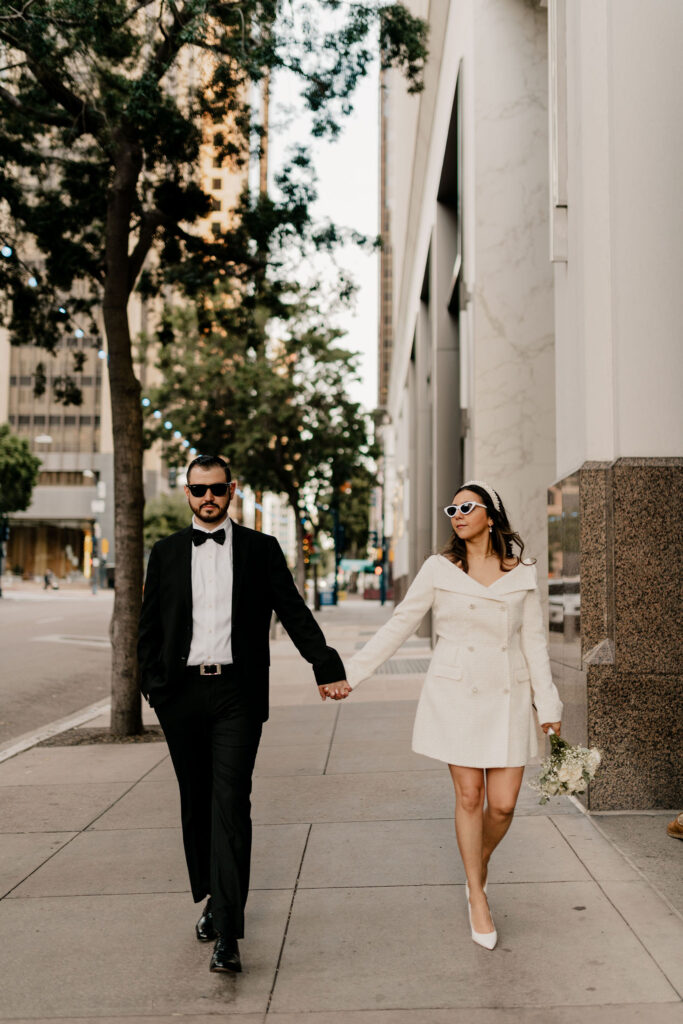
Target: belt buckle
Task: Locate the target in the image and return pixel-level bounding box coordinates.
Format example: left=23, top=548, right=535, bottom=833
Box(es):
left=199, top=663, right=221, bottom=676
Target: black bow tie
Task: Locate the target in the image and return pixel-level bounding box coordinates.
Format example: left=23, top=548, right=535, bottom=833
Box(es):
left=192, top=528, right=226, bottom=546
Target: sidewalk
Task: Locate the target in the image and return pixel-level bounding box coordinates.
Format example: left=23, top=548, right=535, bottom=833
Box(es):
left=0, top=598, right=681, bottom=1023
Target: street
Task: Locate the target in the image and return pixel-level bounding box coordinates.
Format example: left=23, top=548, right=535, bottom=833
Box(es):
left=0, top=586, right=113, bottom=746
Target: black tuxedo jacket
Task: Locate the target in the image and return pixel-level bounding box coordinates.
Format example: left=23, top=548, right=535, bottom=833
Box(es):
left=137, top=521, right=345, bottom=721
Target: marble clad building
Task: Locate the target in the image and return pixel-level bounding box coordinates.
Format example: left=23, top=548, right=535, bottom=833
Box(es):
left=379, top=0, right=682, bottom=809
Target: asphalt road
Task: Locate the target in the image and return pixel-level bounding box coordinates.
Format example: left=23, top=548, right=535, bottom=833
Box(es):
left=0, top=587, right=114, bottom=746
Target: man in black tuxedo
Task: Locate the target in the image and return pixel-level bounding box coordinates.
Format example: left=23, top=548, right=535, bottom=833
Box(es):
left=138, top=455, right=349, bottom=973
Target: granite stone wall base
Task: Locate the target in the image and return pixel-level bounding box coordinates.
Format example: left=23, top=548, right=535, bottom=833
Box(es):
left=551, top=457, right=683, bottom=811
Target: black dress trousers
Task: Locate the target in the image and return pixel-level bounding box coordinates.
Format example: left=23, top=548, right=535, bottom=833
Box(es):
left=155, top=667, right=262, bottom=939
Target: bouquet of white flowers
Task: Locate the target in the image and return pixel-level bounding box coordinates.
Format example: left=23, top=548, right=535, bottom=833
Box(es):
left=529, top=730, right=602, bottom=804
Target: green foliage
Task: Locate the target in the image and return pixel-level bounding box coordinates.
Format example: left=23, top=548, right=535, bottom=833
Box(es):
left=144, top=288, right=376, bottom=531
left=318, top=465, right=376, bottom=557
left=0, top=423, right=41, bottom=514
left=143, top=492, right=190, bottom=551
left=0, top=0, right=428, bottom=400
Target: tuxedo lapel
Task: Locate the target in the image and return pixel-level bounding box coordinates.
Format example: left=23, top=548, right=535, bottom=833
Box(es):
left=231, top=520, right=249, bottom=612
left=178, top=525, right=193, bottom=619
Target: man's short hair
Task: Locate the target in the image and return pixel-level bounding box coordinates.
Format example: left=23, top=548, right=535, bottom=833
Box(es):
left=186, top=454, right=232, bottom=483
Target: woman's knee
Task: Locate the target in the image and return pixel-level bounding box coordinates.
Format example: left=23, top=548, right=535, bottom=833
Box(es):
left=456, top=785, right=485, bottom=814
left=487, top=797, right=517, bottom=820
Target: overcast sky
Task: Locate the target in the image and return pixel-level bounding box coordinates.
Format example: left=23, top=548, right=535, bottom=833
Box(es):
left=268, top=63, right=380, bottom=413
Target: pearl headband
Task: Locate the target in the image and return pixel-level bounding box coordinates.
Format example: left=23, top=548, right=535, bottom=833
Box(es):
left=460, top=480, right=502, bottom=513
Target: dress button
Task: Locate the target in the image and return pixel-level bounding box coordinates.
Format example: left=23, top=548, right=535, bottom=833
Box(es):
left=469, top=603, right=476, bottom=610
left=501, top=645, right=507, bottom=651
left=472, top=686, right=478, bottom=694
left=468, top=645, right=474, bottom=652
left=503, top=687, right=510, bottom=693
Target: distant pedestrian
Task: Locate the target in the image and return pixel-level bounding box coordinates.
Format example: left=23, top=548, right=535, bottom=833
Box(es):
left=344, top=481, right=562, bottom=951
left=43, top=570, right=51, bottom=590
left=138, top=455, right=349, bottom=975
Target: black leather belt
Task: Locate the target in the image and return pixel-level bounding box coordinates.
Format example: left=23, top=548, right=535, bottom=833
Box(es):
left=186, top=663, right=234, bottom=676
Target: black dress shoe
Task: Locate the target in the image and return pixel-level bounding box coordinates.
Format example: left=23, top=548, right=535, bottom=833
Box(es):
left=196, top=900, right=217, bottom=942
left=210, top=935, right=242, bottom=973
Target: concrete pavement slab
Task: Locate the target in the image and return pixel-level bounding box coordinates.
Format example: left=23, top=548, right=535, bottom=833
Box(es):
left=270, top=882, right=679, bottom=1013
left=0, top=890, right=291, bottom=1018
left=267, top=1007, right=683, bottom=1023
left=549, top=814, right=641, bottom=881
left=10, top=823, right=309, bottom=897
left=92, top=772, right=453, bottom=829
left=326, top=737, right=445, bottom=774
left=6, top=1018, right=264, bottom=1024
left=90, top=780, right=181, bottom=829
left=0, top=832, right=77, bottom=897
left=254, top=742, right=331, bottom=776
left=260, top=705, right=337, bottom=746
left=593, top=811, right=683, bottom=913
left=599, top=880, right=683, bottom=995
left=0, top=743, right=168, bottom=785
left=0, top=782, right=132, bottom=832
left=252, top=770, right=454, bottom=824
left=299, top=816, right=589, bottom=889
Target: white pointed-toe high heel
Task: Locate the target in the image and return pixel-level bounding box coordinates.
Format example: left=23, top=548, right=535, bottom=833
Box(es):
left=467, top=896, right=497, bottom=950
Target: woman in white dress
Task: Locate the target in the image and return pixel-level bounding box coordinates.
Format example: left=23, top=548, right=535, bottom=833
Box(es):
left=333, top=481, right=563, bottom=950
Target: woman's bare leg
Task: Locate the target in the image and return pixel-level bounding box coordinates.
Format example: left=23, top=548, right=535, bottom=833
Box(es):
left=481, top=766, right=525, bottom=887
left=448, top=765, right=493, bottom=934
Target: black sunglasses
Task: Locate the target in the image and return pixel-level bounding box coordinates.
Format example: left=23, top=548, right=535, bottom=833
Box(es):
left=188, top=482, right=230, bottom=497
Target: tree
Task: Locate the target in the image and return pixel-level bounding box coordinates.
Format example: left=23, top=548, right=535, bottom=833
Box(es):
left=0, top=423, right=42, bottom=597
left=0, top=423, right=41, bottom=515
left=146, top=292, right=376, bottom=593
left=0, top=1, right=427, bottom=734
left=143, top=492, right=189, bottom=552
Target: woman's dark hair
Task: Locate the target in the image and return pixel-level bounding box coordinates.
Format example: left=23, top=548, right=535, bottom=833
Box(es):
left=442, top=483, right=533, bottom=573
left=186, top=454, right=232, bottom=483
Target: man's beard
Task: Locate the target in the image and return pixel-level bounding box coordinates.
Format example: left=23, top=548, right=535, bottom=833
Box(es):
left=195, top=501, right=228, bottom=524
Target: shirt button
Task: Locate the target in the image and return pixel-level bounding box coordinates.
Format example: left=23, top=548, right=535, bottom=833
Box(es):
left=469, top=603, right=476, bottom=610
left=501, top=645, right=507, bottom=651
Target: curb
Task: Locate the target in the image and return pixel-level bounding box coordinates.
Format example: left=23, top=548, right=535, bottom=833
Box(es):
left=0, top=698, right=111, bottom=765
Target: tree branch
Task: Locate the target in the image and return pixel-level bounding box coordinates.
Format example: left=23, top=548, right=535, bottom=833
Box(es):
left=0, top=83, right=73, bottom=128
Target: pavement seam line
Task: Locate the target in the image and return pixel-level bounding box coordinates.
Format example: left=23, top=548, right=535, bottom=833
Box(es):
left=321, top=700, right=342, bottom=775
left=264, top=821, right=313, bottom=1016
left=546, top=815, right=683, bottom=999
left=0, top=750, right=171, bottom=902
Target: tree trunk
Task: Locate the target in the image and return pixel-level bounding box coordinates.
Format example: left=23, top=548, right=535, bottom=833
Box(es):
left=104, top=140, right=144, bottom=737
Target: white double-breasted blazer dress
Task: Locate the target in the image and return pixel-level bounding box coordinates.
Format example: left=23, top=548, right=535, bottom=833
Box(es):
left=345, top=555, right=563, bottom=768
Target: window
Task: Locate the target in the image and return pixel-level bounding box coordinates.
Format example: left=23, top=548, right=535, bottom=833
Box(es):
left=81, top=376, right=93, bottom=386
left=212, top=156, right=222, bottom=168
left=212, top=177, right=222, bottom=190
left=211, top=197, right=221, bottom=211
left=79, top=415, right=92, bottom=426
left=33, top=415, right=46, bottom=425
left=20, top=376, right=31, bottom=385
left=211, top=222, right=221, bottom=236
left=9, top=376, right=17, bottom=385
left=18, top=415, right=30, bottom=425
left=95, top=416, right=101, bottom=426
left=49, top=415, right=61, bottom=425
left=64, top=415, right=76, bottom=426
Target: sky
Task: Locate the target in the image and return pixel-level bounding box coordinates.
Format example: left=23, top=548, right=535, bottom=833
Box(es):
left=268, top=61, right=380, bottom=414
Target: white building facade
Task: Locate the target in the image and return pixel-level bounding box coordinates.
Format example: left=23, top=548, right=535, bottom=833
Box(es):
left=381, top=0, right=682, bottom=809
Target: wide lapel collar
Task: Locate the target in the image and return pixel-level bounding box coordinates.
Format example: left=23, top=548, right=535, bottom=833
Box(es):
left=231, top=519, right=249, bottom=609
left=434, top=554, right=537, bottom=599
left=178, top=525, right=193, bottom=615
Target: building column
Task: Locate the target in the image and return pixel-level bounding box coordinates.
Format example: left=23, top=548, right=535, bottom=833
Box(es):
left=551, top=458, right=683, bottom=810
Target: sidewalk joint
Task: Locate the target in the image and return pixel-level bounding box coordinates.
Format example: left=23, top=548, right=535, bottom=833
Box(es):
left=264, top=822, right=312, bottom=1016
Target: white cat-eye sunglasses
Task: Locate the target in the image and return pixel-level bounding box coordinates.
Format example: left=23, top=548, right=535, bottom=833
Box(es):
left=443, top=501, right=487, bottom=518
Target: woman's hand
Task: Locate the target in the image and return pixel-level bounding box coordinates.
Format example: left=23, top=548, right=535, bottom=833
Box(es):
left=319, top=681, right=352, bottom=701
left=541, top=721, right=561, bottom=735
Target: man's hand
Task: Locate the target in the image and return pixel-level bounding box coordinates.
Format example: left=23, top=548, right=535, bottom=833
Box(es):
left=318, top=681, right=352, bottom=701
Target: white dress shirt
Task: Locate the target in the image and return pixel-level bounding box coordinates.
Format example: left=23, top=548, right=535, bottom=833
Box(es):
left=187, top=515, right=234, bottom=666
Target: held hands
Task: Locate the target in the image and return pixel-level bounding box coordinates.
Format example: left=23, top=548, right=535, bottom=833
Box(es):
left=541, top=721, right=561, bottom=735
left=318, top=680, right=352, bottom=701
